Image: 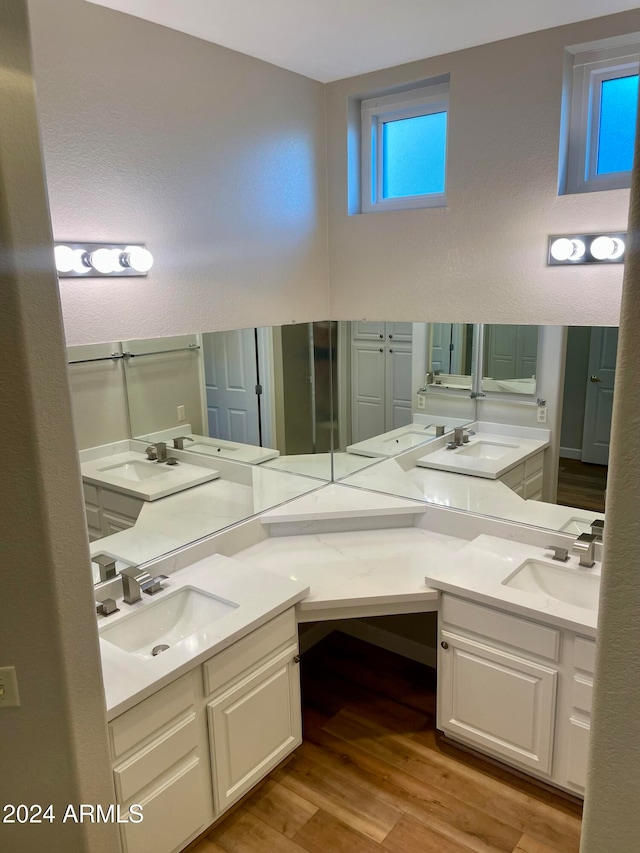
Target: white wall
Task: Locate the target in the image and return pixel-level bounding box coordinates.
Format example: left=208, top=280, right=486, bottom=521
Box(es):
left=28, top=0, right=329, bottom=345
left=325, top=10, right=639, bottom=325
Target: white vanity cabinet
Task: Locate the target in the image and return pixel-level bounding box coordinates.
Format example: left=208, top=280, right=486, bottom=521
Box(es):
left=438, top=595, right=559, bottom=776
left=498, top=450, right=544, bottom=500
left=108, top=670, right=214, bottom=853
left=437, top=594, right=595, bottom=795
left=203, top=608, right=302, bottom=815
left=83, top=482, right=144, bottom=540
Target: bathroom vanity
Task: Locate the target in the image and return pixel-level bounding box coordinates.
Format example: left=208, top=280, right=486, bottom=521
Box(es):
left=95, top=480, right=600, bottom=853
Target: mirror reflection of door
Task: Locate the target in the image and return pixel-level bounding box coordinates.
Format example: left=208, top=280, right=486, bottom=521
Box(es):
left=558, top=326, right=616, bottom=512
left=202, top=329, right=261, bottom=446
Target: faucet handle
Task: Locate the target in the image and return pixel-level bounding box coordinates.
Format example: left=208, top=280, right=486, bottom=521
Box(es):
left=145, top=445, right=158, bottom=460
left=96, top=598, right=119, bottom=617
left=545, top=545, right=569, bottom=562
left=144, top=575, right=169, bottom=596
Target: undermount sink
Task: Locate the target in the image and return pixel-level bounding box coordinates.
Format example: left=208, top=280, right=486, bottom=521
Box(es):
left=455, top=441, right=518, bottom=460
left=100, top=587, right=239, bottom=659
left=98, top=460, right=170, bottom=482
left=502, top=559, right=600, bottom=611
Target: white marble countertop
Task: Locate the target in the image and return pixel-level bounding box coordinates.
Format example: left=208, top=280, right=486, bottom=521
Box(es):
left=234, top=526, right=467, bottom=614
left=81, top=450, right=220, bottom=501
left=416, top=426, right=549, bottom=480
left=136, top=425, right=280, bottom=465
left=99, top=555, right=309, bottom=720
left=424, top=533, right=599, bottom=636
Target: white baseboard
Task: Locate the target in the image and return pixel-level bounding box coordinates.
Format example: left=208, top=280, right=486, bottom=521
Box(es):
left=559, top=447, right=581, bottom=460
left=337, top=620, right=437, bottom=669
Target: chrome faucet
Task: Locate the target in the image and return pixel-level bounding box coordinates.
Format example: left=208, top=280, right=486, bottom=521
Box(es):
left=121, top=566, right=169, bottom=604
left=446, top=427, right=475, bottom=449
left=572, top=533, right=597, bottom=568
left=590, top=519, right=605, bottom=541
left=144, top=442, right=168, bottom=462
left=172, top=436, right=194, bottom=450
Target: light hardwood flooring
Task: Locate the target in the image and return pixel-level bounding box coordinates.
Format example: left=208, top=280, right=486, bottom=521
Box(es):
left=190, top=632, right=582, bottom=853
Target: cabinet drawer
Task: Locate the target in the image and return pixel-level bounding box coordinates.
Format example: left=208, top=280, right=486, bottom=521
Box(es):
left=203, top=608, right=296, bottom=697
left=109, top=672, right=198, bottom=760
left=566, top=718, right=590, bottom=790
left=120, top=757, right=206, bottom=853
left=523, top=471, right=543, bottom=500
left=83, top=482, right=99, bottom=505
left=574, top=637, right=596, bottom=674
left=525, top=453, right=544, bottom=477
left=500, top=463, right=524, bottom=490
left=442, top=595, right=559, bottom=661
left=572, top=675, right=593, bottom=715
left=101, top=488, right=144, bottom=520
left=114, top=712, right=198, bottom=802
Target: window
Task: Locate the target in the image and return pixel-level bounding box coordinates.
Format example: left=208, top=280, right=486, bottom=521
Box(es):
left=565, top=39, right=639, bottom=194
left=361, top=80, right=449, bottom=212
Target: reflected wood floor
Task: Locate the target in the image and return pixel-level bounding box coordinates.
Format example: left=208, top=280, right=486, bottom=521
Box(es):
left=190, top=632, right=582, bottom=853
left=557, top=458, right=607, bottom=512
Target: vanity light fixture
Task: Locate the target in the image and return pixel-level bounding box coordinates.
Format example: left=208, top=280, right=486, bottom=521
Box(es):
left=548, top=233, right=626, bottom=265
left=54, top=242, right=154, bottom=277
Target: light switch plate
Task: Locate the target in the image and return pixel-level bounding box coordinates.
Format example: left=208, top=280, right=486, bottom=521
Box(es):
left=0, top=666, right=20, bottom=708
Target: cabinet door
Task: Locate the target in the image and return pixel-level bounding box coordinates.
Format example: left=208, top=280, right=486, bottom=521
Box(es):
left=386, top=344, right=413, bottom=431
left=207, top=645, right=301, bottom=814
left=439, top=631, right=557, bottom=774
left=566, top=718, right=590, bottom=791
left=351, top=342, right=386, bottom=443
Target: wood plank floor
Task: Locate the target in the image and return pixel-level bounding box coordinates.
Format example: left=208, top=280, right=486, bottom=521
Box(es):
left=191, top=632, right=582, bottom=853
left=556, top=458, right=607, bottom=512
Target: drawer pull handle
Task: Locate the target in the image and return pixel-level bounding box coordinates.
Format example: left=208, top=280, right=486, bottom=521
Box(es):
left=441, top=641, right=449, bottom=650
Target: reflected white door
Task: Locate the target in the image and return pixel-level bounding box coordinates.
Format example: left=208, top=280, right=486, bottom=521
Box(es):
left=582, top=327, right=618, bottom=465
left=202, top=330, right=260, bottom=445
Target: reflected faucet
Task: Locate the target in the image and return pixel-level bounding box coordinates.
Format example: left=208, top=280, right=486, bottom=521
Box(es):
left=121, top=566, right=169, bottom=604
left=172, top=436, right=194, bottom=450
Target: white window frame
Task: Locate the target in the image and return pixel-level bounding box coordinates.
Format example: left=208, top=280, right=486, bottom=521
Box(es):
left=361, top=83, right=449, bottom=213
left=566, top=41, right=639, bottom=194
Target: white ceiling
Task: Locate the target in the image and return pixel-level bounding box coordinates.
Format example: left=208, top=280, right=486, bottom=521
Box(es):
left=87, top=0, right=640, bottom=82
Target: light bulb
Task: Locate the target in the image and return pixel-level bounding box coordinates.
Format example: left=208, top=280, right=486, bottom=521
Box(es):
left=550, top=238, right=574, bottom=261
left=90, top=247, right=116, bottom=274
left=71, top=249, right=91, bottom=274
left=54, top=245, right=75, bottom=273
left=124, top=246, right=153, bottom=273
left=591, top=235, right=625, bottom=261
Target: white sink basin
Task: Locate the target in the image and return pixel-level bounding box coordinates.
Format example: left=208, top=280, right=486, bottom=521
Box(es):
left=100, top=587, right=239, bottom=659
left=502, top=559, right=600, bottom=611
left=456, top=441, right=518, bottom=460
left=98, top=460, right=170, bottom=482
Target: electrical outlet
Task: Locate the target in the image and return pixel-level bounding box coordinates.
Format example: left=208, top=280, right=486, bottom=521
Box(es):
left=0, top=666, right=20, bottom=708
left=537, top=405, right=548, bottom=424
left=177, top=405, right=186, bottom=422
left=417, top=394, right=426, bottom=410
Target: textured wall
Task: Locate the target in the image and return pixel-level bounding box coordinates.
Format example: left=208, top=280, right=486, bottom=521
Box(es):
left=28, top=0, right=329, bottom=345
left=579, top=89, right=640, bottom=853
left=326, top=11, right=640, bottom=324
left=0, top=3, right=119, bottom=850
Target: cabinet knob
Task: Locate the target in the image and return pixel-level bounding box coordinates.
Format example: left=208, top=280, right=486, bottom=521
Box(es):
left=389, top=334, right=393, bottom=339
left=379, top=348, right=384, bottom=352
left=379, top=333, right=384, bottom=339
left=389, top=349, right=393, bottom=354
left=293, top=654, right=301, bottom=664
left=441, top=641, right=449, bottom=650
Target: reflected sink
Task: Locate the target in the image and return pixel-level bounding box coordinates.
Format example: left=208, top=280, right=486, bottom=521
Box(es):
left=456, top=441, right=518, bottom=460
left=98, top=460, right=170, bottom=482
left=189, top=442, right=237, bottom=455
left=560, top=517, right=595, bottom=536
left=502, top=559, right=600, bottom=610
left=100, top=587, right=239, bottom=659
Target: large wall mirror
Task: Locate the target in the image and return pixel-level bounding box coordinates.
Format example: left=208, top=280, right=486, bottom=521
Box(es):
left=68, top=321, right=613, bottom=586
